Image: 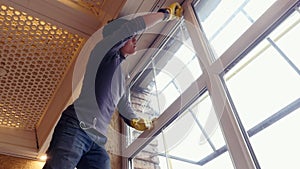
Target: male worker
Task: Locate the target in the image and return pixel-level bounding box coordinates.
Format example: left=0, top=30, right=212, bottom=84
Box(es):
left=43, top=2, right=183, bottom=169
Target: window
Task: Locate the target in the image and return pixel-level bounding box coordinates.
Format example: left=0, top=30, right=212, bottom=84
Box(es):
left=223, top=6, right=300, bottom=168
left=123, top=0, right=300, bottom=169
left=127, top=20, right=202, bottom=145
left=132, top=91, right=234, bottom=169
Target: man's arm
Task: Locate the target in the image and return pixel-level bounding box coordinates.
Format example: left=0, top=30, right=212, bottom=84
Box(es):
left=117, top=94, right=154, bottom=131
left=142, top=12, right=165, bottom=28
left=143, top=2, right=183, bottom=27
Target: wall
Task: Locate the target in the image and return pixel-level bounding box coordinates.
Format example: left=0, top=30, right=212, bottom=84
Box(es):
left=106, top=110, right=122, bottom=169
left=131, top=89, right=160, bottom=169
left=133, top=135, right=160, bottom=169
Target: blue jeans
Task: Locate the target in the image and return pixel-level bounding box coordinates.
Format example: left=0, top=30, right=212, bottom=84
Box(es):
left=43, top=109, right=110, bottom=169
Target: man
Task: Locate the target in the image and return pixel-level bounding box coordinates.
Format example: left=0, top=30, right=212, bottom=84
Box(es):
left=43, top=3, right=182, bottom=169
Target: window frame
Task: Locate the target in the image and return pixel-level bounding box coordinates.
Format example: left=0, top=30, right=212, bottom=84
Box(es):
left=121, top=0, right=300, bottom=169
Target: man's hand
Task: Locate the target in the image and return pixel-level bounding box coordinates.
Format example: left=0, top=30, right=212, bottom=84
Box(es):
left=130, top=118, right=156, bottom=131
left=158, top=2, right=183, bottom=21
left=168, top=2, right=183, bottom=18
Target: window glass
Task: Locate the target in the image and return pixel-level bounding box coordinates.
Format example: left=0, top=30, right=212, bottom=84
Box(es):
left=269, top=10, right=300, bottom=70
left=127, top=21, right=202, bottom=144
left=132, top=92, right=234, bottom=168
left=127, top=2, right=299, bottom=169
left=193, top=0, right=276, bottom=58
left=223, top=8, right=300, bottom=168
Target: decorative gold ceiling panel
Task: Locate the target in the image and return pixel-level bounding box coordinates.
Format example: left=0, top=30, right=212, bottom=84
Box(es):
left=70, top=0, right=105, bottom=16
left=0, top=4, right=85, bottom=130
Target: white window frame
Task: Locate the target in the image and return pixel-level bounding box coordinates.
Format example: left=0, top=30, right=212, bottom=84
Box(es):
left=121, top=0, right=299, bottom=169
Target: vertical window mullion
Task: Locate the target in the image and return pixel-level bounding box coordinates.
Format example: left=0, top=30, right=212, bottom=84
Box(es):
left=185, top=0, right=256, bottom=168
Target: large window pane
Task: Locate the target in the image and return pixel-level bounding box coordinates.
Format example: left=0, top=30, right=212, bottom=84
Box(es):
left=131, top=92, right=234, bottom=169
left=193, top=0, right=276, bottom=58
left=127, top=21, right=202, bottom=144
left=224, top=8, right=300, bottom=168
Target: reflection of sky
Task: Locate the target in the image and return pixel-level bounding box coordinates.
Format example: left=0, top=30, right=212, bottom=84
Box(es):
left=148, top=0, right=300, bottom=169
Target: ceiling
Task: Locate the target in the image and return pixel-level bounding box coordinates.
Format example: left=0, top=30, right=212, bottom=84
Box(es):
left=0, top=0, right=184, bottom=160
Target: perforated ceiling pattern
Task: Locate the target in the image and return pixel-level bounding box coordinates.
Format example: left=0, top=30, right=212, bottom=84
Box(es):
left=0, top=4, right=85, bottom=130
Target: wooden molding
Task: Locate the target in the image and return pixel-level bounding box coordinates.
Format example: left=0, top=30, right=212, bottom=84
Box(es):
left=0, top=128, right=38, bottom=159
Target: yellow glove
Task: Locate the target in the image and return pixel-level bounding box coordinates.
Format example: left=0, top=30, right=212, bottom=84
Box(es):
left=168, top=2, right=183, bottom=18
left=158, top=2, right=183, bottom=21
left=130, top=118, right=155, bottom=131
